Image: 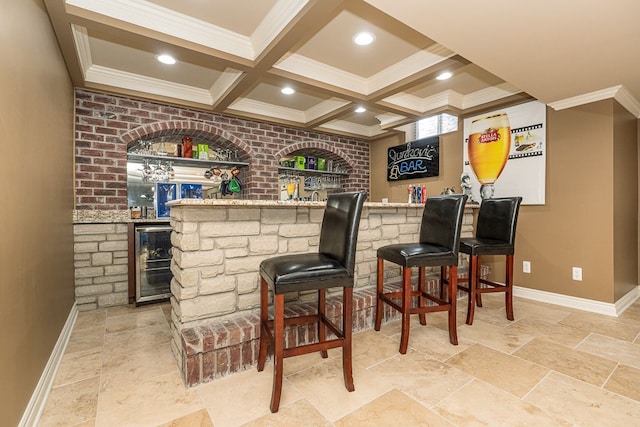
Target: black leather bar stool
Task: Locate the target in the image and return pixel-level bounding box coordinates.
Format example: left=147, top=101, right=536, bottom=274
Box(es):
left=459, top=197, right=522, bottom=325
left=257, top=191, right=366, bottom=413
left=375, top=194, right=467, bottom=354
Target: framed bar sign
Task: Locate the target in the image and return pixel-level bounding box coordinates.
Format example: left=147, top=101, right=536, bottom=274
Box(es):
left=387, top=136, right=439, bottom=181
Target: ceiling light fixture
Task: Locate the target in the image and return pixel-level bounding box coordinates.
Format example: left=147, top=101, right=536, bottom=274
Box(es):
left=157, top=54, right=177, bottom=65
left=281, top=87, right=295, bottom=95
left=355, top=106, right=367, bottom=113
left=353, top=32, right=375, bottom=46
left=436, top=71, right=453, bottom=80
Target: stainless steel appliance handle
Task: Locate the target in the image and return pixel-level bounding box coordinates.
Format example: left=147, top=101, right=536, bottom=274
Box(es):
left=136, top=226, right=172, bottom=233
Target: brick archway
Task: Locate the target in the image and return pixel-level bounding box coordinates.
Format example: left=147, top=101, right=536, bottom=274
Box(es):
left=273, top=141, right=356, bottom=170
left=120, top=120, right=255, bottom=161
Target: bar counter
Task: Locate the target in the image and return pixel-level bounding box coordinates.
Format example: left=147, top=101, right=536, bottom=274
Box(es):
left=167, top=198, right=474, bottom=386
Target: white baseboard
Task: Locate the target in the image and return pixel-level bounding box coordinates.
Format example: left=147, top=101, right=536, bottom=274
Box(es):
left=513, top=285, right=640, bottom=317
left=19, top=303, right=78, bottom=427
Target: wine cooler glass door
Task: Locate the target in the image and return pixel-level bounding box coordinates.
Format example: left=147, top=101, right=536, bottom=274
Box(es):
left=135, top=225, right=172, bottom=305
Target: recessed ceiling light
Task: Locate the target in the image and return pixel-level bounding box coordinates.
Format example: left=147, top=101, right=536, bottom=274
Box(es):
left=353, top=32, right=375, bottom=46
left=355, top=106, right=367, bottom=113
left=157, top=54, right=176, bottom=65
left=281, top=87, right=295, bottom=95
left=436, top=71, right=453, bottom=80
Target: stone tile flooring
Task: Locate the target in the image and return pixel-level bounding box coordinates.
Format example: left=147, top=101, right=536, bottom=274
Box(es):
left=38, top=294, right=640, bottom=426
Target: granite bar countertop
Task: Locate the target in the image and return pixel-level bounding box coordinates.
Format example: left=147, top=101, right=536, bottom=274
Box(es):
left=73, top=200, right=425, bottom=223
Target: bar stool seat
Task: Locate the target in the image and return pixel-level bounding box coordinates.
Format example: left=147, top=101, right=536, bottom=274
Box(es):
left=375, top=194, right=467, bottom=354
left=257, top=191, right=366, bottom=413
left=459, top=196, right=522, bottom=325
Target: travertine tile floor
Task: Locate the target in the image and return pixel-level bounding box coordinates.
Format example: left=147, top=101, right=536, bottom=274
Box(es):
left=38, top=294, right=640, bottom=426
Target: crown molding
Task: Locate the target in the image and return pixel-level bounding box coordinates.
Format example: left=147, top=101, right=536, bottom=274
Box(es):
left=274, top=53, right=368, bottom=94
left=305, top=98, right=351, bottom=121
left=548, top=85, right=640, bottom=117
left=85, top=65, right=214, bottom=105
left=66, top=0, right=254, bottom=59
left=462, top=82, right=521, bottom=109
left=376, top=112, right=409, bottom=128
left=318, top=120, right=385, bottom=138
left=209, top=69, right=244, bottom=104
left=251, top=0, right=310, bottom=55
left=228, top=98, right=306, bottom=123
left=71, top=24, right=92, bottom=74
left=367, top=44, right=455, bottom=93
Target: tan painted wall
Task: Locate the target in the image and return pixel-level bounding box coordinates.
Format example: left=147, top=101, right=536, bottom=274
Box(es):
left=613, top=102, right=639, bottom=301
left=0, top=0, right=75, bottom=424
left=370, top=101, right=638, bottom=304
left=369, top=128, right=464, bottom=203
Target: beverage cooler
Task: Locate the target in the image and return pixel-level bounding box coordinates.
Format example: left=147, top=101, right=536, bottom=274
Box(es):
left=135, top=225, right=172, bottom=305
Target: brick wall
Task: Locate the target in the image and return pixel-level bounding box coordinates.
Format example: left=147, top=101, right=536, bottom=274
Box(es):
left=73, top=223, right=129, bottom=310
left=74, top=89, right=370, bottom=209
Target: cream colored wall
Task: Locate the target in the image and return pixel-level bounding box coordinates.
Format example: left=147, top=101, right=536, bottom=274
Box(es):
left=369, top=128, right=464, bottom=203
left=0, top=0, right=75, bottom=424
left=370, top=101, right=638, bottom=304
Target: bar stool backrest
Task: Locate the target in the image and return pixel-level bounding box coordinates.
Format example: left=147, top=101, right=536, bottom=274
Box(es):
left=419, top=194, right=468, bottom=251
left=318, top=191, right=367, bottom=276
left=476, top=197, right=523, bottom=245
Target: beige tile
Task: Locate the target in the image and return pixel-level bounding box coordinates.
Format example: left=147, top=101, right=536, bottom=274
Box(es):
left=54, top=348, right=103, bottom=387
left=104, top=308, right=168, bottom=334
left=446, top=343, right=549, bottom=397
left=352, top=328, right=412, bottom=368
left=617, top=301, right=640, bottom=326
left=513, top=299, right=573, bottom=323
left=559, top=310, right=640, bottom=342
left=157, top=408, right=214, bottom=427
left=245, top=398, right=331, bottom=427
left=286, top=355, right=393, bottom=422
left=281, top=349, right=339, bottom=377
left=456, top=318, right=535, bottom=354
left=604, top=364, right=640, bottom=402
left=525, top=371, right=640, bottom=426
left=96, top=371, right=204, bottom=427
left=335, top=388, right=453, bottom=426
left=75, top=310, right=107, bottom=330
left=66, top=326, right=105, bottom=355
left=398, top=324, right=475, bottom=361
left=39, top=376, right=100, bottom=427
left=576, top=333, right=640, bottom=368
left=368, top=350, right=473, bottom=406
left=514, top=337, right=618, bottom=387
left=103, top=322, right=172, bottom=355
left=105, top=303, right=161, bottom=318
left=505, top=317, right=590, bottom=348
left=99, top=339, right=178, bottom=392
left=71, top=419, right=95, bottom=427
left=434, top=379, right=571, bottom=426
left=197, top=365, right=302, bottom=427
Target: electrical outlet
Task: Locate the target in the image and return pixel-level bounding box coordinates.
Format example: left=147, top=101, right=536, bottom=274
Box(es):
left=523, top=261, right=531, bottom=273
left=572, top=267, right=582, bottom=281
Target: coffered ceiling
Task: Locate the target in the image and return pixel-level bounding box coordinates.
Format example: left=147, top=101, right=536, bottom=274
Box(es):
left=44, top=0, right=639, bottom=141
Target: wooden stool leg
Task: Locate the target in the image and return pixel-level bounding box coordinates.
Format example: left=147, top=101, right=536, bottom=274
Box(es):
left=440, top=266, right=447, bottom=299
left=447, top=265, right=458, bottom=345
left=399, top=266, right=412, bottom=354
left=466, top=255, right=477, bottom=325
left=475, top=255, right=483, bottom=307
left=318, top=288, right=328, bottom=358
left=505, top=254, right=514, bottom=321
left=374, top=258, right=384, bottom=331
left=418, top=267, right=427, bottom=325
left=270, top=293, right=285, bottom=413
left=342, top=287, right=355, bottom=391
left=257, top=277, right=269, bottom=371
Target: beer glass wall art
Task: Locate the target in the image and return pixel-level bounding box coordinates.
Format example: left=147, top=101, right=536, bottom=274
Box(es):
left=463, top=101, right=547, bottom=205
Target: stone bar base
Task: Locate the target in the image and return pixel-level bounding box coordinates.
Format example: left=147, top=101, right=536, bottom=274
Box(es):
left=178, top=268, right=489, bottom=387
